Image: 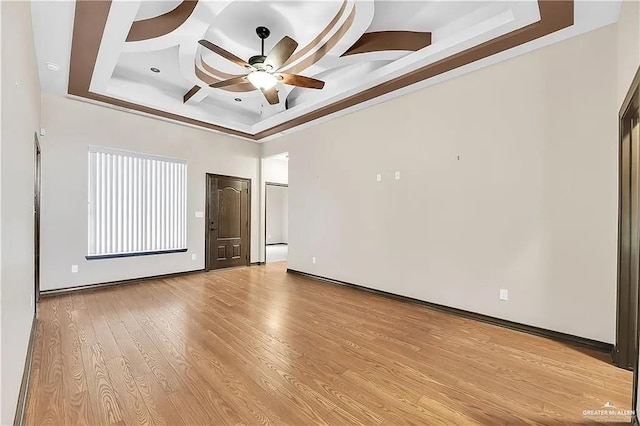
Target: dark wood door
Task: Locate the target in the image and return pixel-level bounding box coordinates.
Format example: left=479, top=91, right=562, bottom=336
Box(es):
left=206, top=174, right=250, bottom=270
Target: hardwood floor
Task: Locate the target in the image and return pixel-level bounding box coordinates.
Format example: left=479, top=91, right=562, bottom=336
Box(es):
left=25, top=262, right=631, bottom=425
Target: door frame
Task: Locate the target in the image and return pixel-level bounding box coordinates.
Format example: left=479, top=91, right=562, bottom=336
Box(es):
left=617, top=65, right=640, bottom=415
left=204, top=173, right=252, bottom=271
left=265, top=182, right=288, bottom=252
left=616, top=99, right=639, bottom=371
left=34, top=133, right=41, bottom=308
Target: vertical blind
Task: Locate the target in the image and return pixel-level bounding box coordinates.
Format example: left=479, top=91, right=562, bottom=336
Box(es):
left=87, top=147, right=187, bottom=257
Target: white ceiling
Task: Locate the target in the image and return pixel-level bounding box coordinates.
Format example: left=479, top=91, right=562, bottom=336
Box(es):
left=31, top=0, right=622, bottom=142
left=135, top=1, right=183, bottom=21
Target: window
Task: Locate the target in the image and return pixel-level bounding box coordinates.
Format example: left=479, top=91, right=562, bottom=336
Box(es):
left=87, top=147, right=187, bottom=259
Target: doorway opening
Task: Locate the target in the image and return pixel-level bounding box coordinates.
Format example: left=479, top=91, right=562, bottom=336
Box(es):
left=205, top=174, right=251, bottom=271
left=266, top=183, right=288, bottom=263
left=263, top=153, right=289, bottom=264
left=34, top=133, right=41, bottom=310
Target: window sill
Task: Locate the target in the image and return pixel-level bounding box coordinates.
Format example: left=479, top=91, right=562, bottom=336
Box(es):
left=85, top=248, right=188, bottom=260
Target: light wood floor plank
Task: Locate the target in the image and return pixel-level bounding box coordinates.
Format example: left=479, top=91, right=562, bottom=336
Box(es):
left=85, top=342, right=124, bottom=425
left=24, top=262, right=632, bottom=425
left=35, top=298, right=64, bottom=426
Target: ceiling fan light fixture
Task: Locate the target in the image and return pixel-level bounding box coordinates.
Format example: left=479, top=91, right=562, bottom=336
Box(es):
left=247, top=71, right=277, bottom=90
left=198, top=29, right=323, bottom=105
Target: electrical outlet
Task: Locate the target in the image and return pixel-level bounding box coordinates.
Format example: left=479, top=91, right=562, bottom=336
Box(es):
left=376, top=173, right=382, bottom=182
left=499, top=289, right=508, bottom=301
left=71, top=265, right=78, bottom=273
left=191, top=254, right=197, bottom=260
left=395, top=171, right=401, bottom=180
left=195, top=211, right=204, bottom=218
left=312, top=257, right=316, bottom=264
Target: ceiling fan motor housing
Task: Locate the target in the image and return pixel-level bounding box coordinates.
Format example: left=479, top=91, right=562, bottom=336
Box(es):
left=248, top=55, right=267, bottom=69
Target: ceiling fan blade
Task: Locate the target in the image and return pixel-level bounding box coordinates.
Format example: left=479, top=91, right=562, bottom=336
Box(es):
left=198, top=39, right=249, bottom=68
left=261, top=87, right=279, bottom=105
left=209, top=76, right=249, bottom=89
left=264, top=36, right=298, bottom=71
left=278, top=74, right=325, bottom=89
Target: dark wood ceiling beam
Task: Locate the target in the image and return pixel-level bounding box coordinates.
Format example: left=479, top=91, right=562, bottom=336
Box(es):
left=183, top=85, right=200, bottom=104
left=126, top=1, right=198, bottom=42
left=342, top=31, right=432, bottom=56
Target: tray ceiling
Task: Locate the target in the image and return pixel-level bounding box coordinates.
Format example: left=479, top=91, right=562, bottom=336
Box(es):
left=32, top=0, right=622, bottom=142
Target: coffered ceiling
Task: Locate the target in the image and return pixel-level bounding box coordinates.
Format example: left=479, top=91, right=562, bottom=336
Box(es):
left=32, top=0, right=622, bottom=142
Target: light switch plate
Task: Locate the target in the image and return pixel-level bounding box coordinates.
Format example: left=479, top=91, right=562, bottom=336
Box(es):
left=376, top=174, right=382, bottom=182
left=195, top=211, right=204, bottom=218
left=395, top=171, right=400, bottom=180
left=312, top=257, right=316, bottom=264
left=71, top=265, right=79, bottom=273
left=191, top=254, right=197, bottom=260
left=499, top=289, right=508, bottom=301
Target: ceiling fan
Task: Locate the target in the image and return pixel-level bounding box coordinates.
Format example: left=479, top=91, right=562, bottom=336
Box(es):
left=198, top=26, right=325, bottom=105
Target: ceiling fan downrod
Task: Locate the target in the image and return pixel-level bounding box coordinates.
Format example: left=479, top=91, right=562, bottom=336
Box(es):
left=256, top=26, right=270, bottom=57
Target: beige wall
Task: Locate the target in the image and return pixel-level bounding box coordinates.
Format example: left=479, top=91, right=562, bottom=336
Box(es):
left=617, top=0, right=640, bottom=107
left=264, top=23, right=622, bottom=343
left=0, top=1, right=41, bottom=423
left=1, top=1, right=4, bottom=417
left=39, top=93, right=261, bottom=291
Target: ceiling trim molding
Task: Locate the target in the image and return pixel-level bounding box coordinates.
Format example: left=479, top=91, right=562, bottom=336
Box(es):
left=281, top=5, right=357, bottom=76
left=342, top=31, right=433, bottom=56
left=183, top=85, right=200, bottom=103
left=126, top=1, right=198, bottom=42
left=281, top=0, right=349, bottom=68
left=69, top=0, right=254, bottom=139
left=68, top=0, right=573, bottom=141
left=252, top=0, right=573, bottom=139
